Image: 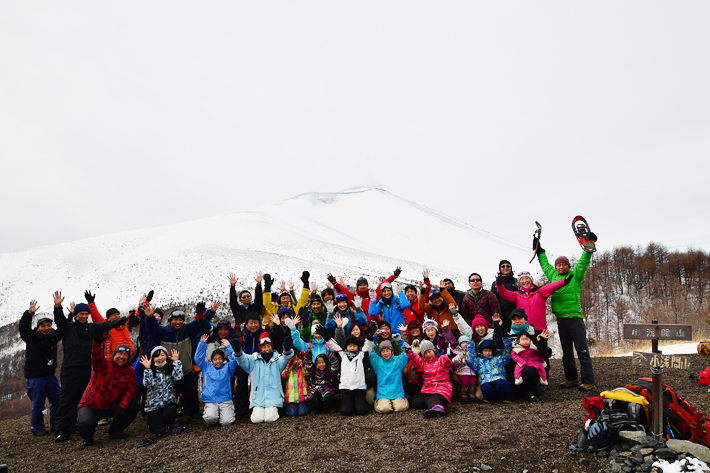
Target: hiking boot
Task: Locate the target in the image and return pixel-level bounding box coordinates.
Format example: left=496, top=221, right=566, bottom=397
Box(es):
left=54, top=433, right=69, bottom=443
left=97, top=418, right=111, bottom=426
left=502, top=400, right=513, bottom=404
left=32, top=430, right=49, bottom=437
left=424, top=405, right=446, bottom=418
left=559, top=379, right=581, bottom=389
left=460, top=387, right=470, bottom=404
left=528, top=395, right=540, bottom=402
left=82, top=437, right=95, bottom=447
left=108, top=431, right=130, bottom=440
left=577, top=383, right=596, bottom=392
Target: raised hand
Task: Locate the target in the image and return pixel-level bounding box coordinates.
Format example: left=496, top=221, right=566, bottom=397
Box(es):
left=439, top=280, right=445, bottom=288
left=422, top=268, right=430, bottom=279
left=538, top=329, right=551, bottom=340
left=293, top=315, right=301, bottom=326
left=326, top=281, right=333, bottom=289
left=270, top=314, right=280, bottom=326
left=279, top=281, right=286, bottom=292
left=255, top=271, right=263, bottom=284
left=325, top=300, right=334, bottom=313
left=200, top=334, right=209, bottom=342
left=146, top=290, right=154, bottom=302
left=84, top=290, right=95, bottom=303
left=288, top=280, right=294, bottom=291
left=139, top=294, right=147, bottom=306
left=442, top=318, right=450, bottom=327
left=338, top=277, right=346, bottom=287
left=301, top=271, right=310, bottom=287
left=29, top=300, right=40, bottom=314
left=144, top=305, right=155, bottom=317
left=263, top=274, right=274, bottom=292
left=140, top=355, right=151, bottom=369
left=210, top=300, right=222, bottom=313
left=334, top=314, right=344, bottom=328
left=229, top=273, right=239, bottom=286
left=492, top=313, right=502, bottom=326
left=353, top=295, right=363, bottom=308
left=393, top=266, right=402, bottom=279
left=220, top=339, right=230, bottom=348
left=169, top=349, right=179, bottom=361
left=397, top=323, right=407, bottom=333
left=448, top=303, right=456, bottom=310
left=496, top=275, right=504, bottom=285
left=69, top=302, right=76, bottom=313
left=53, top=291, right=64, bottom=307
left=196, top=301, right=206, bottom=315
left=310, top=282, right=318, bottom=293
left=315, top=324, right=331, bottom=342
left=326, top=273, right=337, bottom=285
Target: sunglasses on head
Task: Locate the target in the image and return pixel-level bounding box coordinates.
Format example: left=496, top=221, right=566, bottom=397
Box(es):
left=115, top=347, right=130, bottom=354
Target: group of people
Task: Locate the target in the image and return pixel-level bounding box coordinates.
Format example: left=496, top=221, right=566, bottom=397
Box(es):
left=19, top=234, right=597, bottom=444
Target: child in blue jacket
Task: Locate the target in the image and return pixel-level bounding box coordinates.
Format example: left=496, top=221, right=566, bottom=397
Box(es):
left=465, top=337, right=514, bottom=403
left=195, top=335, right=238, bottom=426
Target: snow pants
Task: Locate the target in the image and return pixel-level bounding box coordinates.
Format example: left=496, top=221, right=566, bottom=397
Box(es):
left=76, top=401, right=140, bottom=439
left=410, top=393, right=449, bottom=410
left=26, top=375, right=60, bottom=433
left=251, top=406, right=279, bottom=423
left=340, top=389, right=369, bottom=416
left=480, top=379, right=514, bottom=402
left=557, top=317, right=594, bottom=385
left=55, top=366, right=92, bottom=437
left=374, top=398, right=409, bottom=414
left=203, top=400, right=235, bottom=426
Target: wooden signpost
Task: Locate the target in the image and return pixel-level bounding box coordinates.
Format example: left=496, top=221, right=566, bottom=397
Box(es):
left=623, top=321, right=693, bottom=441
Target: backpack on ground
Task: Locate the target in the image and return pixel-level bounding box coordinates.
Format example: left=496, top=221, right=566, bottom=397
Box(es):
left=699, top=367, right=710, bottom=387
left=625, top=377, right=710, bottom=445
left=570, top=397, right=646, bottom=452
left=600, top=387, right=651, bottom=427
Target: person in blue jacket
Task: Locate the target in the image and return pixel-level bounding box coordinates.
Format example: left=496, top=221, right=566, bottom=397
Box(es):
left=370, top=339, right=410, bottom=414
left=195, top=335, right=238, bottom=426
left=368, top=282, right=409, bottom=334
left=232, top=332, right=294, bottom=424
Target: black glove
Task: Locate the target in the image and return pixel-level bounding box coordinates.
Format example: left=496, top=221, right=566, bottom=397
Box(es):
left=146, top=290, right=154, bottom=302
left=315, top=324, right=331, bottom=342
left=93, top=327, right=108, bottom=343
left=264, top=274, right=274, bottom=292
left=366, top=321, right=378, bottom=341
left=496, top=275, right=504, bottom=285
left=196, top=301, right=206, bottom=315
left=447, top=351, right=458, bottom=360
left=564, top=274, right=574, bottom=285
left=232, top=338, right=242, bottom=355
left=84, top=290, right=95, bottom=304
left=327, top=274, right=337, bottom=285
left=393, top=267, right=402, bottom=279
left=301, top=271, right=310, bottom=287
left=128, top=313, right=140, bottom=328
left=283, top=336, right=294, bottom=352
left=536, top=244, right=545, bottom=255
left=589, top=232, right=598, bottom=242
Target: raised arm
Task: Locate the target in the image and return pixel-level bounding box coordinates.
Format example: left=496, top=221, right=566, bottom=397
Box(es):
left=52, top=291, right=68, bottom=335
left=85, top=291, right=105, bottom=323
left=19, top=301, right=39, bottom=342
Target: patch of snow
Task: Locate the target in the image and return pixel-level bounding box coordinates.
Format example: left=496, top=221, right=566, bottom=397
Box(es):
left=615, top=342, right=700, bottom=357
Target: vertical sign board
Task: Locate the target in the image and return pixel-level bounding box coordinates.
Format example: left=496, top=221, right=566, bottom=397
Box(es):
left=622, top=323, right=693, bottom=441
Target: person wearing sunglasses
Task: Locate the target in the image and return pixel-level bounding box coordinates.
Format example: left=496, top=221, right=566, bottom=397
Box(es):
left=490, top=260, right=519, bottom=332
left=460, top=273, right=501, bottom=328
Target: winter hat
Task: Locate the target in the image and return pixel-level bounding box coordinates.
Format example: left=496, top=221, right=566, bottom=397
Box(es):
left=429, top=288, right=442, bottom=299
left=168, top=310, right=186, bottom=322
left=310, top=294, right=323, bottom=305
left=35, top=317, right=52, bottom=328
left=478, top=339, right=494, bottom=353
left=345, top=335, right=362, bottom=349
left=112, top=344, right=131, bottom=357
left=510, top=308, right=528, bottom=321
left=379, top=340, right=393, bottom=352
left=356, top=277, right=369, bottom=287
left=422, top=319, right=438, bottom=332
left=381, top=282, right=393, bottom=292
left=106, top=308, right=120, bottom=318
left=499, top=260, right=512, bottom=269
left=154, top=308, right=164, bottom=318
left=216, top=319, right=233, bottom=332
left=555, top=256, right=571, bottom=267
left=419, top=340, right=436, bottom=356
left=517, top=271, right=533, bottom=281
left=458, top=335, right=472, bottom=345
left=408, top=320, right=423, bottom=333
left=259, top=332, right=272, bottom=347
left=471, top=314, right=489, bottom=331
left=335, top=293, right=349, bottom=304
left=150, top=346, right=168, bottom=358
left=277, top=307, right=292, bottom=318
left=73, top=303, right=91, bottom=315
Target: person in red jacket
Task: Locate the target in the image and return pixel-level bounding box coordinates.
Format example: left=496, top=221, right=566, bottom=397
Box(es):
left=84, top=291, right=135, bottom=359
left=76, top=338, right=138, bottom=446
left=327, top=267, right=402, bottom=322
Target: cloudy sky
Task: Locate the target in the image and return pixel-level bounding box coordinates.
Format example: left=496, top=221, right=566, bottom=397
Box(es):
left=2, top=1, right=709, bottom=258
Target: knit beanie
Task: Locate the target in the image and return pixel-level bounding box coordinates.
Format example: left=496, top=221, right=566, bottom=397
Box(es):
left=150, top=346, right=168, bottom=358
left=422, top=319, right=438, bottom=332
left=555, top=256, right=571, bottom=267
left=73, top=303, right=91, bottom=315
left=471, top=314, right=489, bottom=331
left=379, top=340, right=393, bottom=351
left=510, top=308, right=528, bottom=321
left=112, top=344, right=131, bottom=357
left=106, top=308, right=120, bottom=318
left=458, top=335, right=472, bottom=345
left=517, top=271, right=532, bottom=281
left=419, top=340, right=435, bottom=356
left=310, top=294, right=323, bottom=304
left=277, top=307, right=292, bottom=318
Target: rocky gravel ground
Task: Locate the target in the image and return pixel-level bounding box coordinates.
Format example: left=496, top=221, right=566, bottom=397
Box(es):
left=1, top=355, right=709, bottom=473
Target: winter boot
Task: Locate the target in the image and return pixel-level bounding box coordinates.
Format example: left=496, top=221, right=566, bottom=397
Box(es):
left=424, top=405, right=446, bottom=418
left=460, top=386, right=471, bottom=404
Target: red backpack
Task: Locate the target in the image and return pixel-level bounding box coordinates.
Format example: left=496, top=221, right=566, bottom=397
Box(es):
left=625, top=378, right=710, bottom=445
left=699, top=367, right=710, bottom=387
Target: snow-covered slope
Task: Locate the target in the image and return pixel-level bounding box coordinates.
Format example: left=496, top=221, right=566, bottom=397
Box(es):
left=0, top=187, right=531, bottom=325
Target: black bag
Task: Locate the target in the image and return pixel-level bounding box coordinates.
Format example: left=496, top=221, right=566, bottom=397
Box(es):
left=584, top=409, right=646, bottom=451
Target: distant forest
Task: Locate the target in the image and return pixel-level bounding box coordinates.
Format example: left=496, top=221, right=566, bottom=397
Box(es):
left=575, top=243, right=710, bottom=354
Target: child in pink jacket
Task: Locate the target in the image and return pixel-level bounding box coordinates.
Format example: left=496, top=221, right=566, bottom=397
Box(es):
left=495, top=271, right=571, bottom=331
left=405, top=340, right=454, bottom=418
left=511, top=331, right=550, bottom=386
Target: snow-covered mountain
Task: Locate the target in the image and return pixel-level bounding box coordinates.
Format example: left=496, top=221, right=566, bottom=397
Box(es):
left=0, top=187, right=532, bottom=326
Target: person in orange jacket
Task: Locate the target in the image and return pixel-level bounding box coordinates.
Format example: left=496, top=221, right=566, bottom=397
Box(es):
left=85, top=291, right=136, bottom=359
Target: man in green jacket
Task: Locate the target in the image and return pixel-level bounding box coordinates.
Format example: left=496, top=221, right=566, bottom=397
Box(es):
left=535, top=234, right=597, bottom=392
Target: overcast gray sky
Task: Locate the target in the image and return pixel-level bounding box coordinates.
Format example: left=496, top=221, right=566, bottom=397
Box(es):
left=2, top=1, right=709, bottom=257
